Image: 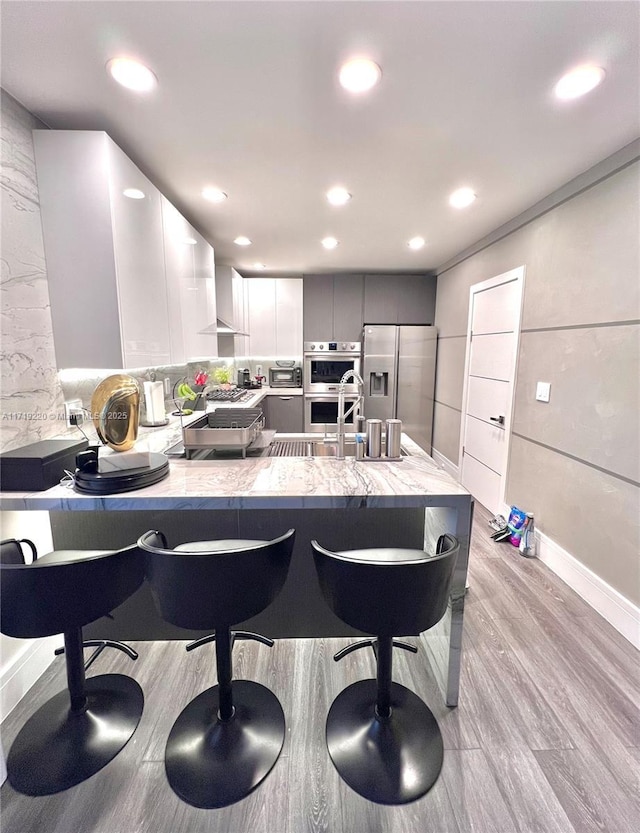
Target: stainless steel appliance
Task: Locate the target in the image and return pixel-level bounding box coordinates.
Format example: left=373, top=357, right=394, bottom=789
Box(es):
left=304, top=394, right=359, bottom=433
left=303, top=342, right=361, bottom=394
left=362, top=325, right=437, bottom=452
left=269, top=366, right=302, bottom=388
left=237, top=368, right=251, bottom=387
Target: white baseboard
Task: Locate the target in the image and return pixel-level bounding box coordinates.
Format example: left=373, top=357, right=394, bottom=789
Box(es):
left=431, top=448, right=460, bottom=481
left=500, top=502, right=640, bottom=650
left=1, top=636, right=58, bottom=721
left=537, top=529, right=640, bottom=649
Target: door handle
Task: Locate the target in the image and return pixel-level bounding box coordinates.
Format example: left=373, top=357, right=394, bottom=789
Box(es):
left=490, top=415, right=505, bottom=426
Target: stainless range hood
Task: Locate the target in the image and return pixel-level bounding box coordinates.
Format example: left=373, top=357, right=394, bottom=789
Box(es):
left=215, top=315, right=248, bottom=336
left=194, top=316, right=247, bottom=336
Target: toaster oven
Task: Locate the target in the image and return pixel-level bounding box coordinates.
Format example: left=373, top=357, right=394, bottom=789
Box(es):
left=269, top=366, right=302, bottom=388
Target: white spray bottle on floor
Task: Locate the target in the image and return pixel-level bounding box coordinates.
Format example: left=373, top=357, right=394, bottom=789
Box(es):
left=519, top=513, right=537, bottom=558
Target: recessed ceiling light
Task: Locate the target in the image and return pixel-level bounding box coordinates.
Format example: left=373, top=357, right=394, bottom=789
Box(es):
left=554, top=65, right=606, bottom=100
left=322, top=237, right=339, bottom=250
left=253, top=263, right=266, bottom=270
left=122, top=188, right=145, bottom=199
left=339, top=58, right=382, bottom=93
left=407, top=237, right=425, bottom=250
left=202, top=186, right=228, bottom=203
left=107, top=57, right=157, bottom=92
left=183, top=237, right=197, bottom=245
left=449, top=187, right=477, bottom=209
left=326, top=186, right=352, bottom=206
left=234, top=236, right=252, bottom=246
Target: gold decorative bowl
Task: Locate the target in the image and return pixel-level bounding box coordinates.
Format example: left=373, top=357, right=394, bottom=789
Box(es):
left=91, top=374, right=140, bottom=452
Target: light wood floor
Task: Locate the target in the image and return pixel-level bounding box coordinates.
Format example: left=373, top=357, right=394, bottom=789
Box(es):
left=2, top=504, right=639, bottom=832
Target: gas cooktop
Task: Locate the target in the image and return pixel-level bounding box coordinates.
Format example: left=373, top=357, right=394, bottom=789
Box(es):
left=205, top=388, right=252, bottom=403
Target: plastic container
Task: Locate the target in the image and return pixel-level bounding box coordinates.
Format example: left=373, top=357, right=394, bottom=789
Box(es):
left=355, top=434, right=365, bottom=460
left=519, top=513, right=537, bottom=558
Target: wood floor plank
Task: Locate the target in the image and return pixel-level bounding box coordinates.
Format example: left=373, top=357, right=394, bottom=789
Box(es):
left=464, top=631, right=575, bottom=751
left=483, top=747, right=575, bottom=833
left=441, top=749, right=519, bottom=833
left=286, top=638, right=348, bottom=833
left=534, top=745, right=640, bottom=833
left=488, top=612, right=640, bottom=750
left=397, top=639, right=481, bottom=751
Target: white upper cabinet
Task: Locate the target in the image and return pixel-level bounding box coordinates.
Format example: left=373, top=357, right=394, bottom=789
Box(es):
left=232, top=268, right=247, bottom=356
left=245, top=278, right=302, bottom=357
left=275, top=278, right=303, bottom=356
left=162, top=197, right=217, bottom=363
left=33, top=130, right=217, bottom=369
left=246, top=278, right=277, bottom=356
left=33, top=130, right=173, bottom=368
left=186, top=228, right=217, bottom=362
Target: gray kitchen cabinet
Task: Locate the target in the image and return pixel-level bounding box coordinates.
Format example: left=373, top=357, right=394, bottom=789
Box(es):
left=263, top=394, right=304, bottom=432
left=303, top=275, right=334, bottom=341
left=303, top=274, right=363, bottom=342
left=33, top=130, right=196, bottom=369
left=396, top=274, right=437, bottom=324
left=333, top=274, right=364, bottom=342
left=363, top=274, right=436, bottom=325
left=363, top=275, right=403, bottom=325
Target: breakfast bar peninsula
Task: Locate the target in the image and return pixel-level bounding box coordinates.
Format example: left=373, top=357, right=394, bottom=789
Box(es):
left=0, top=431, right=473, bottom=707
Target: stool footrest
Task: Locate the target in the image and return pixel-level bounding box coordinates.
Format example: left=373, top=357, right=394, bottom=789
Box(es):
left=334, top=637, right=418, bottom=663
left=333, top=639, right=376, bottom=662
left=186, top=629, right=274, bottom=653
left=54, top=639, right=138, bottom=671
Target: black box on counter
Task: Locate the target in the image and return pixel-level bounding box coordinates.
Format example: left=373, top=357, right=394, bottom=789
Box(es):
left=0, top=438, right=88, bottom=492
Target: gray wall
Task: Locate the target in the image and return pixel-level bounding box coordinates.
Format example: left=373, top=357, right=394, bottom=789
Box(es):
left=433, top=148, right=640, bottom=606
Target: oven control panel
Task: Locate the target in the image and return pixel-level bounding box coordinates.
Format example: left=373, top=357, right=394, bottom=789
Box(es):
left=304, top=342, right=361, bottom=353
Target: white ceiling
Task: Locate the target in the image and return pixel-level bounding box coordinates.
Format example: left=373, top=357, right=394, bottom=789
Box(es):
left=2, top=1, right=638, bottom=275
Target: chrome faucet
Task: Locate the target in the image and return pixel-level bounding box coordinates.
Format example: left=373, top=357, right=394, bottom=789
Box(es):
left=336, top=369, right=364, bottom=459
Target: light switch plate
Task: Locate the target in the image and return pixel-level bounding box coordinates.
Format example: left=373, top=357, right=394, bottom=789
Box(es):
left=536, top=382, right=551, bottom=402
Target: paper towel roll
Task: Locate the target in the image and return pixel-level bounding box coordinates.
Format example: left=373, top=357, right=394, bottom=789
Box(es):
left=143, top=381, right=166, bottom=425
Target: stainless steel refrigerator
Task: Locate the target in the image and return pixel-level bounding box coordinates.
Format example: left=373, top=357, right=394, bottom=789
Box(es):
left=362, top=325, right=437, bottom=452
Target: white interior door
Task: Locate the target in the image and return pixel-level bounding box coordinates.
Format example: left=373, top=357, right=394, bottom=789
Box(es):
left=459, top=267, right=524, bottom=514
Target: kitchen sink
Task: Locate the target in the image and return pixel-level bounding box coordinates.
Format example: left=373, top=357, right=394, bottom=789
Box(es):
left=269, top=440, right=406, bottom=458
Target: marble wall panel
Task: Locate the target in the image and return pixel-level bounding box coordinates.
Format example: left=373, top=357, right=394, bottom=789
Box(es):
left=0, top=90, right=70, bottom=451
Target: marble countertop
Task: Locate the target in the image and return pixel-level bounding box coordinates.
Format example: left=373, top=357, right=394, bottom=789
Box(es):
left=0, top=407, right=471, bottom=511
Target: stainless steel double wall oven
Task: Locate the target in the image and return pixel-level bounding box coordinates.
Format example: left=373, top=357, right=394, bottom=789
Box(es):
left=303, top=341, right=361, bottom=432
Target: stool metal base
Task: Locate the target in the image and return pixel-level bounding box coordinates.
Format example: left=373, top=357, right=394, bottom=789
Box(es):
left=165, top=679, right=285, bottom=808
left=326, top=679, right=443, bottom=805
left=7, top=674, right=144, bottom=796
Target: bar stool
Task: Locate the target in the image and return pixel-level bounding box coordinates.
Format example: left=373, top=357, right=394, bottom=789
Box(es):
left=138, top=527, right=295, bottom=808
left=311, top=533, right=459, bottom=805
left=0, top=541, right=145, bottom=796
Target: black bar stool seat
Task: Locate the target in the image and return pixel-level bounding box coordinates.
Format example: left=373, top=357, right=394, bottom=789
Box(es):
left=312, top=533, right=459, bottom=805
left=139, top=528, right=295, bottom=809
left=0, top=542, right=145, bottom=796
